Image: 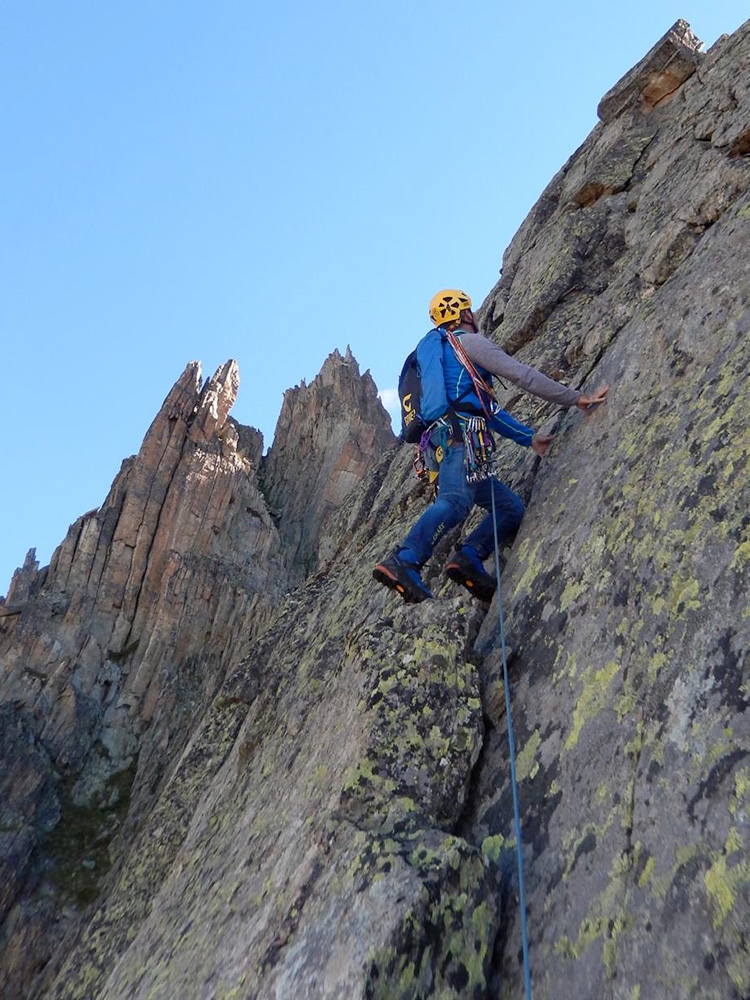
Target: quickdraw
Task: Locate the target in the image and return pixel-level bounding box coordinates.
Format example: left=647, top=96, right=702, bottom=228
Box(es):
left=461, top=416, right=495, bottom=483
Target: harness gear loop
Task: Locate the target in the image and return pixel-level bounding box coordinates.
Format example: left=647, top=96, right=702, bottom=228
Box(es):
left=490, top=487, right=532, bottom=1000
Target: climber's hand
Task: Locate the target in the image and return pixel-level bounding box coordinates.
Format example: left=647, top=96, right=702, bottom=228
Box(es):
left=531, top=433, right=554, bottom=457
left=576, top=385, right=610, bottom=414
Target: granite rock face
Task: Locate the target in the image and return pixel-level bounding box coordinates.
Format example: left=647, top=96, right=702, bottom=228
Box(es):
left=471, top=18, right=750, bottom=999
left=2, top=17, right=750, bottom=1000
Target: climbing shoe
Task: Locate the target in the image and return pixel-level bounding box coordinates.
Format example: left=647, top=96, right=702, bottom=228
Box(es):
left=445, top=547, right=496, bottom=602
left=373, top=553, right=434, bottom=603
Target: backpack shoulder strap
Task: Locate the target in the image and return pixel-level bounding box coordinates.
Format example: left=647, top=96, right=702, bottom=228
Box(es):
left=445, top=331, right=496, bottom=417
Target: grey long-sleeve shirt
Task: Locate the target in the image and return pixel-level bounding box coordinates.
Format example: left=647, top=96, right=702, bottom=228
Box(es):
left=459, top=332, right=581, bottom=408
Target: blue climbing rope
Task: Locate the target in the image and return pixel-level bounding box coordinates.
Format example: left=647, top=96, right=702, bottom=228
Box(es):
left=490, top=485, right=532, bottom=1000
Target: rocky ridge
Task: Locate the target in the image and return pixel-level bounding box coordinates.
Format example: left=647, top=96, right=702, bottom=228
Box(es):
left=0, top=352, right=395, bottom=996
left=1, top=17, right=749, bottom=1000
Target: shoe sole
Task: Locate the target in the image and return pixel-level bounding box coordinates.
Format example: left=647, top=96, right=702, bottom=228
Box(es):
left=445, top=562, right=496, bottom=603
left=373, top=564, right=428, bottom=604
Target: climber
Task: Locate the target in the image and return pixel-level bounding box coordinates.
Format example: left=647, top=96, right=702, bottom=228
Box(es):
left=373, top=289, right=609, bottom=603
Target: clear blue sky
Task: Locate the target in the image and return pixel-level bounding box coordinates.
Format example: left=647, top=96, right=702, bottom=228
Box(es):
left=1, top=2, right=745, bottom=593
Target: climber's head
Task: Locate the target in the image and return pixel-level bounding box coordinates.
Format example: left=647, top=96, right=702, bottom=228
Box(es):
left=428, top=289, right=476, bottom=331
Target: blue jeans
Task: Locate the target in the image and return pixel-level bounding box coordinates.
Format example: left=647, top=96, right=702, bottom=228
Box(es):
left=399, top=444, right=525, bottom=566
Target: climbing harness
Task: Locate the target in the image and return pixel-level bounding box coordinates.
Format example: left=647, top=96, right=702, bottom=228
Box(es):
left=413, top=418, right=452, bottom=485
left=490, top=487, right=532, bottom=1000
left=413, top=414, right=495, bottom=487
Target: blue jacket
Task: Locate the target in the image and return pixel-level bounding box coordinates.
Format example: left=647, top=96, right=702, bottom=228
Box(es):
left=441, top=335, right=535, bottom=447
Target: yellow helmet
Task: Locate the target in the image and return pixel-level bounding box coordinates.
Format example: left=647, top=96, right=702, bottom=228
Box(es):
left=428, top=289, right=472, bottom=327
